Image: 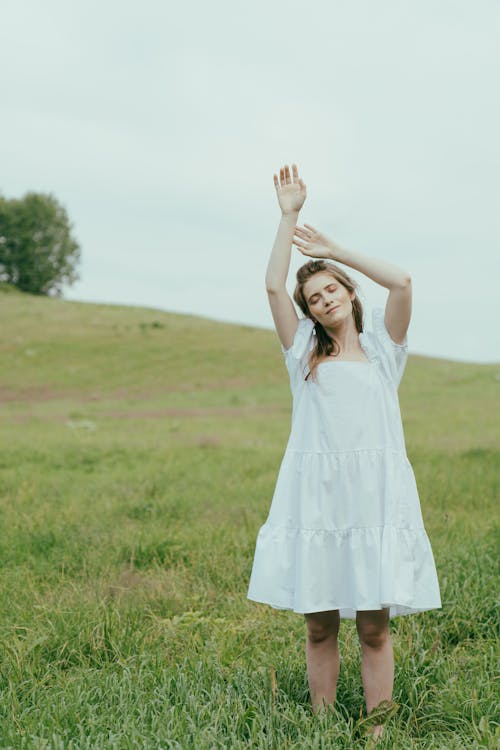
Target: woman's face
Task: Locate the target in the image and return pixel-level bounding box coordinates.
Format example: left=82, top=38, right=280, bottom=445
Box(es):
left=303, top=272, right=355, bottom=327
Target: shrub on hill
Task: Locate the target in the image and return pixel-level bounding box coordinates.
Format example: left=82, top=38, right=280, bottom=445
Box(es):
left=0, top=192, right=81, bottom=296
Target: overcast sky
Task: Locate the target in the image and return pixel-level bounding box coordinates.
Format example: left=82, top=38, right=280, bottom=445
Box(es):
left=1, top=0, right=499, bottom=363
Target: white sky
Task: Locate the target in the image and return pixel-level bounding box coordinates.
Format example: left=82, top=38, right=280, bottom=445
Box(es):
left=1, top=0, right=499, bottom=363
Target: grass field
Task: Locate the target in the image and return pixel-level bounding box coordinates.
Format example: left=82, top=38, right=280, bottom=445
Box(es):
left=0, top=286, right=498, bottom=749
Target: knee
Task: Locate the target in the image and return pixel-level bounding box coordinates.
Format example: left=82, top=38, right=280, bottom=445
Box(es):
left=307, top=624, right=336, bottom=644
left=356, top=608, right=390, bottom=649
left=357, top=623, right=390, bottom=650
left=305, top=612, right=339, bottom=644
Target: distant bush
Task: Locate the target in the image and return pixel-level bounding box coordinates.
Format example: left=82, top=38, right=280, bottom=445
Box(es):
left=0, top=192, right=81, bottom=296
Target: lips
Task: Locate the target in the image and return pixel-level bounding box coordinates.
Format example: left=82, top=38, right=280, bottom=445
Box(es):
left=327, top=306, right=340, bottom=314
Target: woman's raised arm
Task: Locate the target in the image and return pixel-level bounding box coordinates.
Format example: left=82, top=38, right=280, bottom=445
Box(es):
left=266, top=164, right=307, bottom=351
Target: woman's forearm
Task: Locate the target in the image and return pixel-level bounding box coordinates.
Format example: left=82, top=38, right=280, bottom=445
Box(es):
left=265, top=212, right=299, bottom=291
left=328, top=239, right=411, bottom=289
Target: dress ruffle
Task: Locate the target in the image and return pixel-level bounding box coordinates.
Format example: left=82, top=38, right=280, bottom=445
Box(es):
left=247, top=523, right=442, bottom=618
left=267, top=449, right=424, bottom=531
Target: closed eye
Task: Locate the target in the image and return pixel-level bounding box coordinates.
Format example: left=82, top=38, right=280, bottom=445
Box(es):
left=309, top=285, right=337, bottom=304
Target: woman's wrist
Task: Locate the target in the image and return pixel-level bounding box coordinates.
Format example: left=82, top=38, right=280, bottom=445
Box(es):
left=281, top=209, right=300, bottom=219
left=327, top=239, right=349, bottom=264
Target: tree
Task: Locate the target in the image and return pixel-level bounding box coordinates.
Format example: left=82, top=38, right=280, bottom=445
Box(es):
left=0, top=192, right=81, bottom=296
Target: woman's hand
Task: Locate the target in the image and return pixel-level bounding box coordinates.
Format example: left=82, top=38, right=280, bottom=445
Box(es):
left=273, top=163, right=306, bottom=215
left=292, top=223, right=335, bottom=259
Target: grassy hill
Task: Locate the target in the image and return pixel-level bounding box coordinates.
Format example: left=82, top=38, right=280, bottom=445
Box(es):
left=0, top=288, right=498, bottom=748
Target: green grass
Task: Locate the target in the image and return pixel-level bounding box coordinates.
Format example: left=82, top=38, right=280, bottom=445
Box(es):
left=0, top=287, right=498, bottom=748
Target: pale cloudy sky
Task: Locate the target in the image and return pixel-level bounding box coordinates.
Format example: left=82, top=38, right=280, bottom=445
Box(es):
left=1, top=0, right=499, bottom=363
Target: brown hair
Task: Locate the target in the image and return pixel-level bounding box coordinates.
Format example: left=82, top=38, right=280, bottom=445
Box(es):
left=293, top=260, right=365, bottom=382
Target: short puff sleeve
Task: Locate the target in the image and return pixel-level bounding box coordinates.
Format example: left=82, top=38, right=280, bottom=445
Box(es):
left=371, top=307, right=409, bottom=388
left=281, top=317, right=315, bottom=390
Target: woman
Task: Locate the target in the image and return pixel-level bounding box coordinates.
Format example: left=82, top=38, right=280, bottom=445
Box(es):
left=247, top=163, right=442, bottom=740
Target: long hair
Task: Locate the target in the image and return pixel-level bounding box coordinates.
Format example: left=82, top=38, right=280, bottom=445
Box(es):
left=293, top=260, right=364, bottom=382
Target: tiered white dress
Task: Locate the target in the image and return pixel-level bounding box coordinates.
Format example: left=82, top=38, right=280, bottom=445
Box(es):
left=247, top=307, right=442, bottom=619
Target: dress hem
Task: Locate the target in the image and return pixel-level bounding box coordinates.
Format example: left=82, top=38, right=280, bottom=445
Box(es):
left=246, top=595, right=442, bottom=619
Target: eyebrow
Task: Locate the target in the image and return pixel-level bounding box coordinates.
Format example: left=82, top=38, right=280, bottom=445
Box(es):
left=307, top=281, right=337, bottom=303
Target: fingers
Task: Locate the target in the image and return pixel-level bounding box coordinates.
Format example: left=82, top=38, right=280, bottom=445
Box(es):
left=274, top=163, right=301, bottom=188
left=278, top=165, right=290, bottom=186
left=295, top=226, right=313, bottom=238
left=292, top=234, right=308, bottom=249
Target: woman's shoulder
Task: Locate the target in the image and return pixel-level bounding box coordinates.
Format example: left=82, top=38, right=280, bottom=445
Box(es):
left=371, top=307, right=408, bottom=348
left=364, top=307, right=409, bottom=388
left=281, top=317, right=315, bottom=360
left=281, top=317, right=315, bottom=388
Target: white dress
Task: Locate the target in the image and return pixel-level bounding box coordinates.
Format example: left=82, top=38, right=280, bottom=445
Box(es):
left=247, top=307, right=442, bottom=619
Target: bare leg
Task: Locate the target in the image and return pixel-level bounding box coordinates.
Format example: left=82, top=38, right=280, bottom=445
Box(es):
left=304, top=609, right=340, bottom=713
left=356, top=608, right=394, bottom=740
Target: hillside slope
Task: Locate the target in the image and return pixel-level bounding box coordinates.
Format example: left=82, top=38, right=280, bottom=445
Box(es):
left=1, top=288, right=498, bottom=453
